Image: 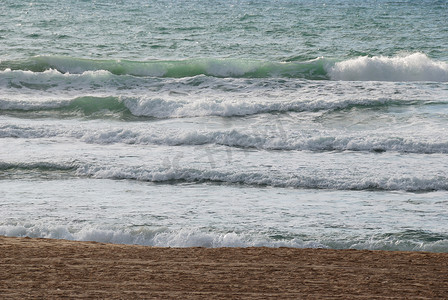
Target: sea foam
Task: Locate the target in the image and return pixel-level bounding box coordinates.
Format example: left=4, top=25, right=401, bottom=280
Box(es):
left=329, top=53, right=448, bottom=82
left=0, top=224, right=446, bottom=252
left=76, top=164, right=448, bottom=192
left=3, top=123, right=448, bottom=154
left=3, top=159, right=445, bottom=192
left=2, top=53, right=446, bottom=82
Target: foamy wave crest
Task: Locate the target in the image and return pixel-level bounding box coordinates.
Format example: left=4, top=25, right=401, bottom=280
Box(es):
left=0, top=68, right=116, bottom=91
left=2, top=160, right=446, bottom=191
left=0, top=224, right=322, bottom=248
left=2, top=54, right=446, bottom=82
left=120, top=96, right=416, bottom=118
left=79, top=130, right=448, bottom=154
left=329, top=53, right=448, bottom=82
left=1, top=224, right=446, bottom=251
left=77, top=165, right=448, bottom=192
left=1, top=56, right=330, bottom=79
left=1, top=94, right=418, bottom=118
left=348, top=231, right=448, bottom=252
left=3, top=124, right=448, bottom=154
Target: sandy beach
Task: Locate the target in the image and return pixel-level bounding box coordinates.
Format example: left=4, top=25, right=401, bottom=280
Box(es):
left=0, top=236, right=447, bottom=299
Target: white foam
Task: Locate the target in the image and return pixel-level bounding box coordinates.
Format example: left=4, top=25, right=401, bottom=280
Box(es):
left=0, top=224, right=318, bottom=247
left=121, top=95, right=401, bottom=118
left=3, top=122, right=448, bottom=154
left=329, top=53, right=448, bottom=82
left=74, top=164, right=448, bottom=192
left=1, top=224, right=446, bottom=251
left=0, top=67, right=113, bottom=85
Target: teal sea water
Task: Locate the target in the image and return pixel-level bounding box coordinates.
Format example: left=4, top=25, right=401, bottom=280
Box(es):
left=1, top=0, right=448, bottom=251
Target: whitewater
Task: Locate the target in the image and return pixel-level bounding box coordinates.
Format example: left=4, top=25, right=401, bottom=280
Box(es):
left=1, top=0, right=447, bottom=252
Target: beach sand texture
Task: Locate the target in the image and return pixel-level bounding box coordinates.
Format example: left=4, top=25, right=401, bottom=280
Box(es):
left=1, top=236, right=447, bottom=299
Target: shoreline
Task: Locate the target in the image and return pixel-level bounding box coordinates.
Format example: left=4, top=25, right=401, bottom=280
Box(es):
left=1, top=236, right=447, bottom=299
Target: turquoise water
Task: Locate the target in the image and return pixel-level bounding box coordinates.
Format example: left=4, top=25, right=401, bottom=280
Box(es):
left=2, top=0, right=447, bottom=61
left=1, top=0, right=447, bottom=251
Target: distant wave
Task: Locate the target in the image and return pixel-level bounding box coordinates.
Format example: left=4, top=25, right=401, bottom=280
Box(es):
left=0, top=67, right=123, bottom=91
left=0, top=56, right=330, bottom=80
left=1, top=53, right=446, bottom=82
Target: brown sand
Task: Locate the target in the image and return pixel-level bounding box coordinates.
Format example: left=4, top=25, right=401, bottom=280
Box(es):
left=0, top=236, right=447, bottom=299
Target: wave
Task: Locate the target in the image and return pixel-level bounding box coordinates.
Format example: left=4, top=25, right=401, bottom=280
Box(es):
left=121, top=96, right=427, bottom=118
left=0, top=96, right=133, bottom=119
left=1, top=53, right=446, bottom=82
left=0, top=161, right=76, bottom=180
left=0, top=67, right=127, bottom=91
left=0, top=56, right=330, bottom=80
left=0, top=161, right=76, bottom=171
left=1, top=95, right=442, bottom=119
left=329, top=53, right=448, bottom=82
left=0, top=225, right=446, bottom=252
left=2, top=160, right=447, bottom=191
left=0, top=225, right=321, bottom=248
left=3, top=124, right=448, bottom=154
left=78, top=165, right=448, bottom=192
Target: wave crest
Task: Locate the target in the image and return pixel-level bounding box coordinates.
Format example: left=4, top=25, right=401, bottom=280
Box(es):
left=1, top=56, right=330, bottom=80
left=3, top=124, right=448, bottom=154
left=77, top=165, right=448, bottom=192
left=329, top=53, right=448, bottom=82
left=1, top=224, right=446, bottom=251
left=1, top=53, right=446, bottom=82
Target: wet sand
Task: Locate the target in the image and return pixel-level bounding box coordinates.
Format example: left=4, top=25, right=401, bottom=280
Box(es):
left=1, top=236, right=447, bottom=299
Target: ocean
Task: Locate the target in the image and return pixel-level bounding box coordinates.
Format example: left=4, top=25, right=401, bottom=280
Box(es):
left=1, top=0, right=447, bottom=251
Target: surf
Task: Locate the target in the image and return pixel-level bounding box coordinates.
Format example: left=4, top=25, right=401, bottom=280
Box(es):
left=1, top=53, right=446, bottom=82
left=329, top=53, right=448, bottom=82
left=2, top=94, right=445, bottom=119
left=3, top=122, right=448, bottom=155
left=0, top=56, right=331, bottom=80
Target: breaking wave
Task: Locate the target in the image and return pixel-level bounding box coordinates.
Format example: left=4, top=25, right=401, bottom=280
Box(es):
left=1, top=95, right=443, bottom=119
left=77, top=166, right=448, bottom=192
left=2, top=124, right=448, bottom=154
left=0, top=224, right=446, bottom=252
left=0, top=56, right=330, bottom=80
left=1, top=161, right=447, bottom=191
left=329, top=53, right=448, bottom=82
left=1, top=53, right=446, bottom=82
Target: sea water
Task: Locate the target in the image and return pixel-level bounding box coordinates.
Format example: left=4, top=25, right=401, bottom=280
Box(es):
left=0, top=0, right=447, bottom=251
